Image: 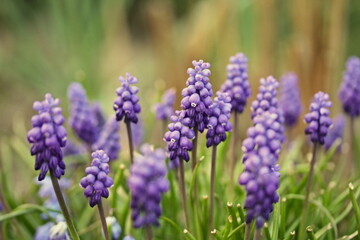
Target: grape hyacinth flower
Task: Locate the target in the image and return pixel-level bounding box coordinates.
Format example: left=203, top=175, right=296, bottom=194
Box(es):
left=219, top=53, right=251, bottom=194
left=279, top=72, right=302, bottom=127
left=239, top=111, right=283, bottom=229
left=113, top=73, right=141, bottom=164
left=80, top=150, right=113, bottom=239
left=220, top=52, right=251, bottom=113
left=68, top=82, right=99, bottom=145
left=106, top=217, right=121, bottom=240
left=35, top=220, right=70, bottom=240
left=63, top=140, right=86, bottom=157
left=181, top=60, right=213, bottom=132
left=206, top=92, right=232, bottom=231
left=339, top=56, right=360, bottom=117
left=80, top=150, right=114, bottom=207
left=128, top=145, right=169, bottom=238
left=113, top=73, right=141, bottom=123
left=27, top=94, right=67, bottom=181
left=324, top=115, right=345, bottom=151
left=304, top=92, right=332, bottom=145
left=206, top=92, right=233, bottom=148
left=92, top=117, right=121, bottom=161
left=338, top=56, right=360, bottom=165
left=301, top=91, right=332, bottom=238
left=92, top=101, right=106, bottom=130
left=154, top=88, right=176, bottom=121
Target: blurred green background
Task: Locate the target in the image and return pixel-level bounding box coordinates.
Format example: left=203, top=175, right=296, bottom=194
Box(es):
left=0, top=0, right=359, bottom=134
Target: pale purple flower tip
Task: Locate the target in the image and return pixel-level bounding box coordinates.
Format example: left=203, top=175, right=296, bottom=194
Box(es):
left=113, top=73, right=141, bottom=123
left=63, top=139, right=86, bottom=156
left=164, top=110, right=194, bottom=163
left=239, top=111, right=283, bottom=228
left=128, top=145, right=169, bottom=228
left=68, top=82, right=100, bottom=144
left=304, top=91, right=332, bottom=145
left=181, top=60, right=213, bottom=133
left=92, top=117, right=121, bottom=161
left=80, top=150, right=114, bottom=207
left=154, top=88, right=176, bottom=121
left=206, top=92, right=233, bottom=147
left=324, top=115, right=345, bottom=151
left=27, top=94, right=67, bottom=181
left=220, top=53, right=251, bottom=113
left=279, top=73, right=302, bottom=126
left=339, top=56, right=360, bottom=117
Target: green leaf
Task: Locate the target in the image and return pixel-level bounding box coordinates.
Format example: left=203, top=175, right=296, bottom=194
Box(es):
left=0, top=204, right=60, bottom=222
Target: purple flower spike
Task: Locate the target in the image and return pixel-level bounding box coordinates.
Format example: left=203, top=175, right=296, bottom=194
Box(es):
left=251, top=76, right=280, bottom=119
left=324, top=115, right=345, bottom=151
left=80, top=150, right=114, bottom=207
left=92, top=117, right=121, bottom=161
left=220, top=53, right=251, bottom=113
left=279, top=73, right=302, bottom=126
left=339, top=56, right=360, bottom=117
left=128, top=145, right=169, bottom=228
left=113, top=73, right=141, bottom=123
left=206, top=92, right=233, bottom=147
left=154, top=88, right=176, bottom=121
left=132, top=119, right=144, bottom=148
left=27, top=94, right=67, bottom=181
left=68, top=82, right=99, bottom=144
left=92, top=102, right=106, bottom=130
left=181, top=60, right=213, bottom=132
left=239, top=111, right=283, bottom=228
left=164, top=110, right=195, bottom=163
left=304, top=92, right=332, bottom=145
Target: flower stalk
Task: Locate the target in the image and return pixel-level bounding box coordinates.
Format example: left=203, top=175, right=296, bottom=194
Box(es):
left=126, top=121, right=135, bottom=165
left=209, top=145, right=217, bottom=232
left=179, top=159, right=190, bottom=228
left=98, top=200, right=110, bottom=240
left=50, top=171, right=80, bottom=240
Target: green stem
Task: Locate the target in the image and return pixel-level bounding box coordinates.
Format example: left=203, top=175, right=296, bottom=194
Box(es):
left=49, top=171, right=80, bottom=240
left=229, top=113, right=238, bottom=199
left=306, top=226, right=317, bottom=240
left=350, top=117, right=355, bottom=167
left=285, top=231, right=296, bottom=240
left=209, top=145, right=217, bottom=232
left=179, top=159, right=190, bottom=228
left=349, top=183, right=360, bottom=236
left=244, top=223, right=251, bottom=240
left=126, top=121, right=134, bottom=165
left=98, top=200, right=110, bottom=240
left=146, top=226, right=152, bottom=240
left=254, top=228, right=261, bottom=240
left=299, top=142, right=318, bottom=239
left=264, top=223, right=271, bottom=240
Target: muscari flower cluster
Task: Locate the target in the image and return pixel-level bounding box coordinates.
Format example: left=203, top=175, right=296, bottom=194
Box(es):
left=304, top=92, right=332, bottom=145
left=154, top=88, right=176, bottom=121
left=339, top=56, right=360, bottom=117
left=164, top=111, right=195, bottom=163
left=113, top=73, right=141, bottom=123
left=80, top=150, right=114, bottom=207
left=68, top=82, right=100, bottom=144
left=92, top=117, right=121, bottom=161
left=239, top=77, right=284, bottom=228
left=279, top=72, right=302, bottom=126
left=324, top=115, right=345, bottom=151
left=27, top=94, right=67, bottom=181
left=206, top=92, right=232, bottom=147
left=220, top=53, right=251, bottom=113
left=181, top=60, right=213, bottom=132
left=128, top=145, right=169, bottom=228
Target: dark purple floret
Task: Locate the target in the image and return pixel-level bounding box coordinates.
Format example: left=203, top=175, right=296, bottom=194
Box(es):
left=27, top=94, right=67, bottom=181
left=324, top=115, right=345, bottom=151
left=68, top=82, right=99, bottom=144
left=239, top=111, right=283, bottom=228
left=181, top=60, right=213, bottom=132
left=279, top=72, right=302, bottom=126
left=154, top=88, right=176, bottom=121
left=128, top=144, right=169, bottom=228
left=164, top=111, right=195, bottom=163
left=113, top=73, right=141, bottom=124
left=206, top=92, right=233, bottom=147
left=92, top=117, right=121, bottom=161
left=220, top=53, right=251, bottom=113
left=339, top=56, right=360, bottom=117
left=80, top=150, right=114, bottom=207
left=304, top=92, right=332, bottom=145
